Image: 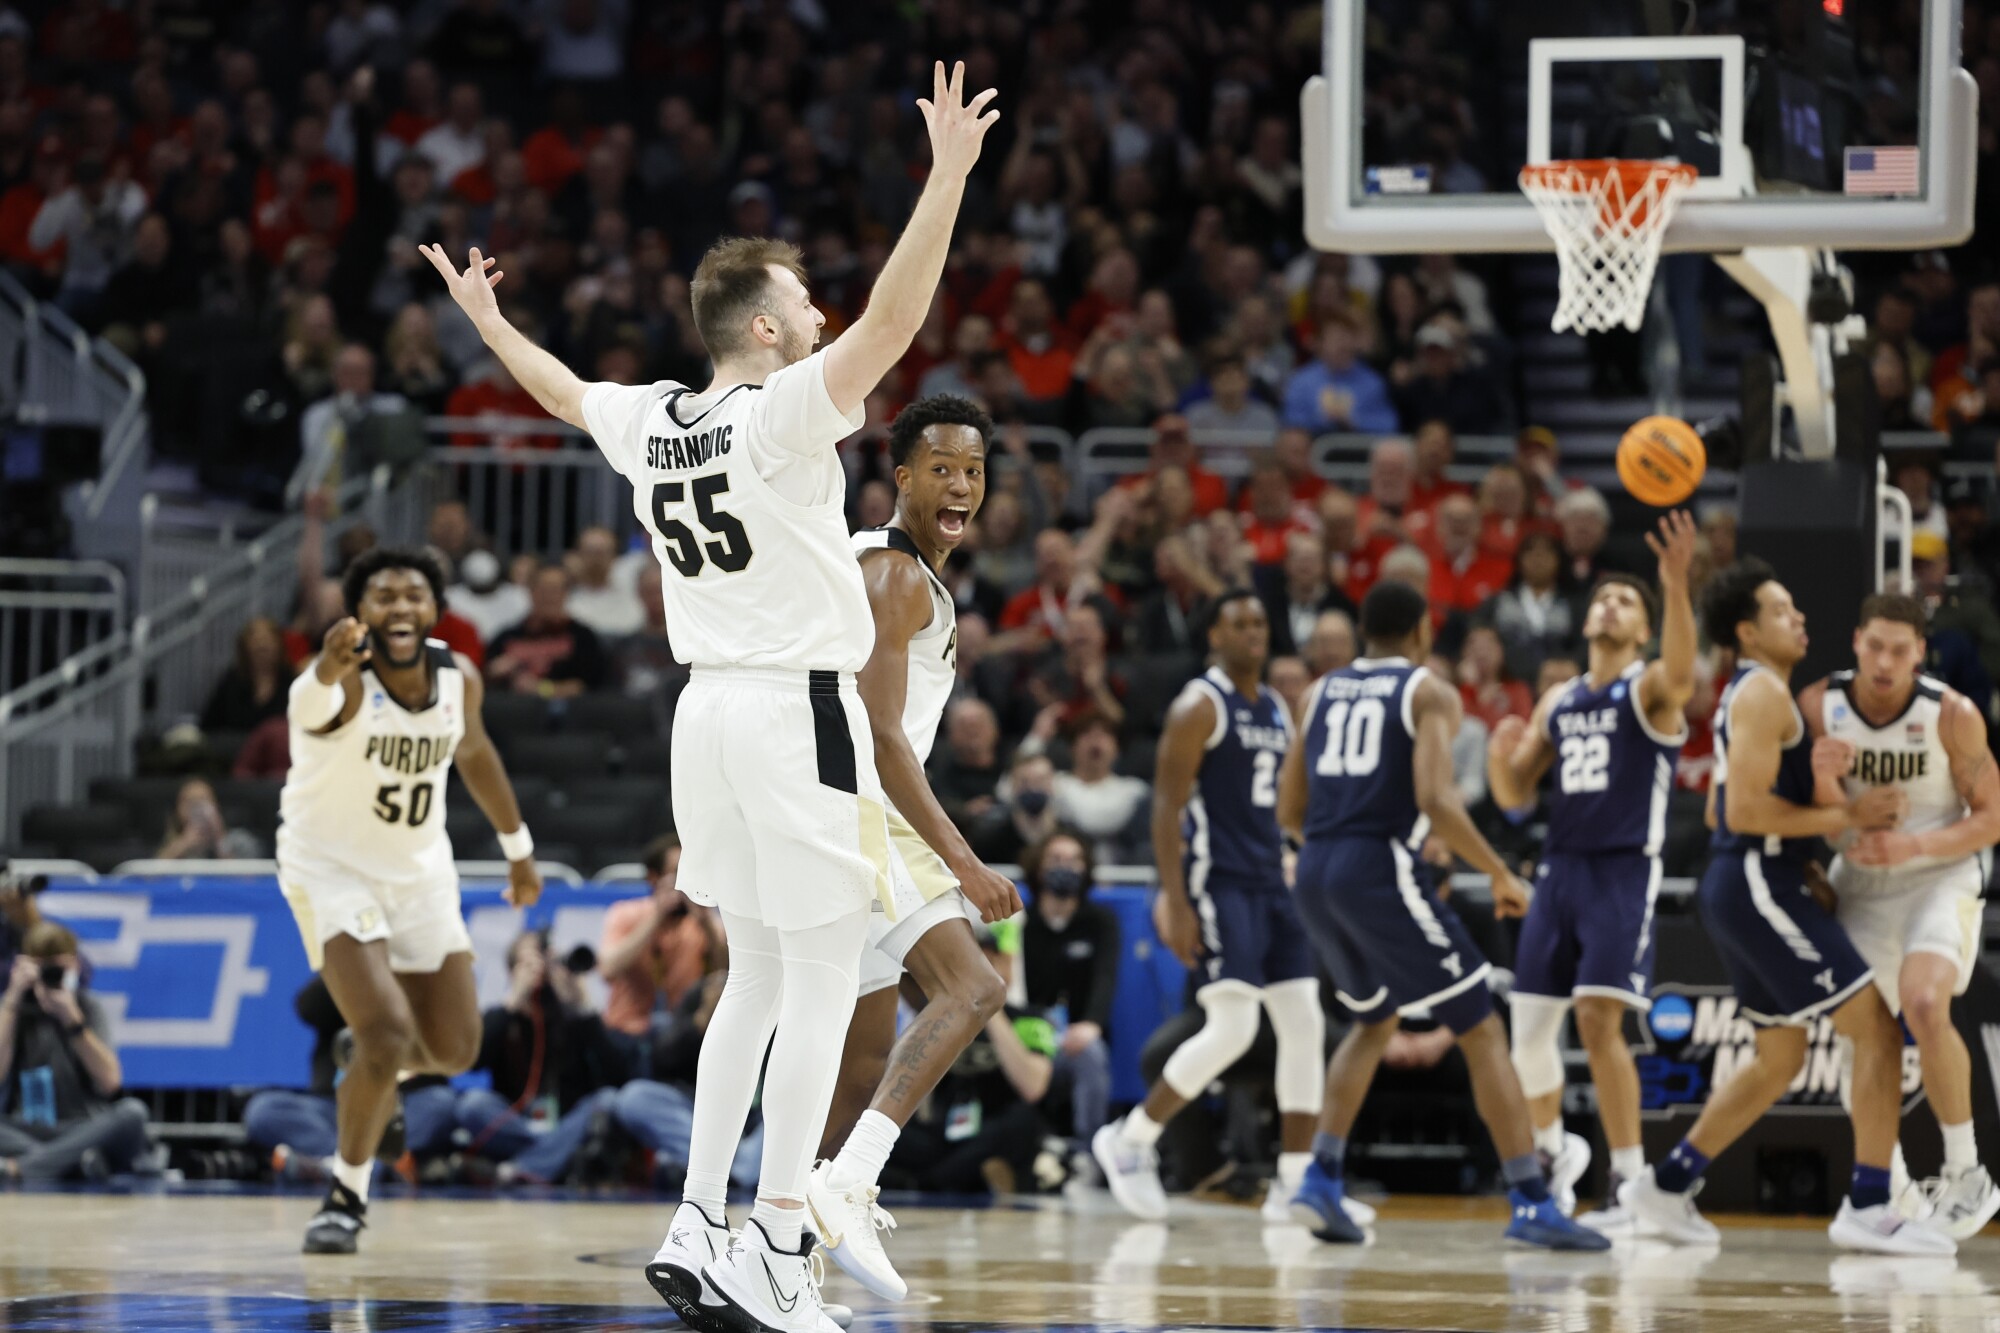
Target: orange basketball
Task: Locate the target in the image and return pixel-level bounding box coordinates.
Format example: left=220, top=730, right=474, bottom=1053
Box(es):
left=1616, top=415, right=1706, bottom=507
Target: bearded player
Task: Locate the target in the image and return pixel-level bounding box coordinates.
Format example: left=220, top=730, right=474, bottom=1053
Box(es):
left=804, top=395, right=1021, bottom=1301
left=1488, top=512, right=1696, bottom=1227
left=1800, top=592, right=2000, bottom=1239
left=279, top=547, right=542, bottom=1255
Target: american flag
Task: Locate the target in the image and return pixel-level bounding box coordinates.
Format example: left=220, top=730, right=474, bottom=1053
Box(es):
left=1844, top=146, right=1920, bottom=196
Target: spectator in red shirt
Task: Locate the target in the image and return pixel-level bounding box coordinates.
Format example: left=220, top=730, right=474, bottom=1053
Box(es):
left=255, top=114, right=355, bottom=227
left=445, top=358, right=561, bottom=449
left=1271, top=427, right=1326, bottom=513
left=1116, top=414, right=1228, bottom=517
left=998, top=528, right=1095, bottom=648
left=1319, top=485, right=1395, bottom=604
left=1239, top=455, right=1314, bottom=566
left=1065, top=247, right=1139, bottom=342
left=0, top=136, right=66, bottom=275
left=520, top=86, right=601, bottom=197
left=1457, top=624, right=1533, bottom=729
left=1475, top=461, right=1556, bottom=561
left=998, top=278, right=1076, bottom=403
left=1425, top=493, right=1513, bottom=618
left=382, top=59, right=444, bottom=147
left=1024, top=601, right=1127, bottom=732
left=1410, top=418, right=1472, bottom=515
left=1353, top=435, right=1417, bottom=546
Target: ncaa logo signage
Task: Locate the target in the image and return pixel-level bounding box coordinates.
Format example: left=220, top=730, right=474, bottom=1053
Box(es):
left=1648, top=993, right=1694, bottom=1042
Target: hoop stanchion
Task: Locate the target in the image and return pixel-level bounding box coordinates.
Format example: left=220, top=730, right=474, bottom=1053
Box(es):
left=1519, top=159, right=1700, bottom=334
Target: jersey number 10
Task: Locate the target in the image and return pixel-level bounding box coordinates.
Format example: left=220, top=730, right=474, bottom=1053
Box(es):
left=651, top=475, right=754, bottom=577
left=1315, top=697, right=1385, bottom=778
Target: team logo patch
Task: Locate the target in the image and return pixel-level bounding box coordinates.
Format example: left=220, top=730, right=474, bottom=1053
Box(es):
left=1906, top=722, right=1925, bottom=744
left=354, top=907, right=383, bottom=935
left=371, top=693, right=386, bottom=709
left=1610, top=682, right=1627, bottom=701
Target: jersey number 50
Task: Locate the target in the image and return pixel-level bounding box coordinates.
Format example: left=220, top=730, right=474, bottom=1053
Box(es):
left=373, top=782, right=434, bottom=826
left=651, top=475, right=753, bottom=577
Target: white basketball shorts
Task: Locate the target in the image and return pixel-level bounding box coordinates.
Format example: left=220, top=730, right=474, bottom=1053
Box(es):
left=1833, top=855, right=1987, bottom=1014
left=277, top=842, right=471, bottom=974
left=857, top=809, right=981, bottom=997
left=669, top=666, right=891, bottom=932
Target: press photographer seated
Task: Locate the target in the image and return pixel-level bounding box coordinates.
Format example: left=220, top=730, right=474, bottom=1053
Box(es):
left=0, top=923, right=155, bottom=1183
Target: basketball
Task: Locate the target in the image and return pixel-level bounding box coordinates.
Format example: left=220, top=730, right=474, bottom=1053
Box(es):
left=1616, top=415, right=1706, bottom=506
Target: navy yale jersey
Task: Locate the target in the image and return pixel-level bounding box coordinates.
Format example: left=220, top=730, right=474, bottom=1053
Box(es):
left=1179, top=667, right=1291, bottom=886
left=1711, top=662, right=1818, bottom=862
left=1544, top=660, right=1685, bottom=856
left=1301, top=657, right=1428, bottom=848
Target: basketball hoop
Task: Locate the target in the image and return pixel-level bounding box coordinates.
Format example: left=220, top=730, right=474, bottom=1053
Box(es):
left=1519, top=159, right=1700, bottom=334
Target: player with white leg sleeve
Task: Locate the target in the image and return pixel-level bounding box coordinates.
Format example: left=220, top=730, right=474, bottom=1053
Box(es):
left=1800, top=592, right=2000, bottom=1240
left=1093, top=592, right=1341, bottom=1228
left=422, top=61, right=999, bottom=1333
left=804, top=396, right=1023, bottom=1302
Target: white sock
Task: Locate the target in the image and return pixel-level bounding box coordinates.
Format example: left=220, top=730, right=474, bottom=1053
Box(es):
left=752, top=1196, right=805, bottom=1252
left=829, top=1109, right=900, bottom=1192
left=1119, top=1107, right=1165, bottom=1147
left=1277, top=1151, right=1311, bottom=1187
left=1943, top=1119, right=1979, bottom=1176
left=687, top=913, right=783, bottom=1220
left=332, top=1155, right=371, bottom=1205
left=1612, top=1145, right=1646, bottom=1182
left=683, top=1171, right=729, bottom=1222
left=1533, top=1120, right=1566, bottom=1159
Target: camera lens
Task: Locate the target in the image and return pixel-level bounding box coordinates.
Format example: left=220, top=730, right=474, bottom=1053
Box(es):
left=39, top=961, right=65, bottom=989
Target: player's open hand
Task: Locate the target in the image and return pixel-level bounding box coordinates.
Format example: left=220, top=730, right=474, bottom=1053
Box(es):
left=1644, top=509, right=1699, bottom=587
left=1846, top=784, right=1908, bottom=832
left=419, top=244, right=503, bottom=324
left=1491, top=869, right=1532, bottom=919
left=1152, top=890, right=1203, bottom=969
left=917, top=61, right=999, bottom=182
left=315, top=617, right=371, bottom=684
left=505, top=856, right=543, bottom=909
left=1812, top=736, right=1856, bottom=788
left=960, top=859, right=1023, bottom=924
left=1488, top=714, right=1528, bottom=763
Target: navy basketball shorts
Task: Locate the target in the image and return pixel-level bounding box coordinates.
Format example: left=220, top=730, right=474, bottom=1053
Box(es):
left=1697, top=848, right=1874, bottom=1028
left=1184, top=866, right=1316, bottom=989
left=1513, top=851, right=1663, bottom=1008
left=1294, top=837, right=1494, bottom=1032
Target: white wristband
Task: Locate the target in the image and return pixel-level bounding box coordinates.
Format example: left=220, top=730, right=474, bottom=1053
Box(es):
left=497, top=825, right=535, bottom=862
left=292, top=671, right=345, bottom=727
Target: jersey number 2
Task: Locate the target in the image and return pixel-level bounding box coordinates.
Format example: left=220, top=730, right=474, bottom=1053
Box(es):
left=1558, top=735, right=1610, bottom=793
left=373, top=782, right=434, bottom=826
left=1250, top=750, right=1278, bottom=808
left=1315, top=698, right=1385, bottom=777
left=651, top=474, right=753, bottom=577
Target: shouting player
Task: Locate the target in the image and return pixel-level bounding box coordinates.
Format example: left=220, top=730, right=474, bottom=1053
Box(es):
left=279, top=547, right=542, bottom=1254
left=1622, top=560, right=1952, bottom=1255
left=805, top=394, right=1022, bottom=1300
left=1277, top=581, right=1609, bottom=1251
left=1488, top=511, right=1697, bottom=1225
left=1800, top=593, right=2000, bottom=1237
left=425, top=60, right=998, bottom=1333
left=1092, top=590, right=1331, bottom=1226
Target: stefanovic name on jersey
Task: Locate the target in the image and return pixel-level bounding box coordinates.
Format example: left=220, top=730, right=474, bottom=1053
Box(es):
left=646, top=424, right=735, bottom=471
left=364, top=733, right=456, bottom=776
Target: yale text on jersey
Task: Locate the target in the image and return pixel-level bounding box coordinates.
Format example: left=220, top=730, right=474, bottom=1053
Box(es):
left=646, top=424, right=734, bottom=471
left=1555, top=707, right=1619, bottom=738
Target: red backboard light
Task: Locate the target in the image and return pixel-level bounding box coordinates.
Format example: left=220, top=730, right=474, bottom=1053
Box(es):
left=1823, top=0, right=1844, bottom=15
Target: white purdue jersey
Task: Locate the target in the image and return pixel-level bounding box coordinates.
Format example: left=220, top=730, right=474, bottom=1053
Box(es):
left=580, top=349, right=873, bottom=672
left=1821, top=670, right=1969, bottom=881
left=851, top=526, right=956, bottom=763
left=277, top=641, right=464, bottom=883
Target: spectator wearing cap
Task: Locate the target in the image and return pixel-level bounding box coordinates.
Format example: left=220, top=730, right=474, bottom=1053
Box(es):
left=487, top=564, right=609, bottom=699
left=448, top=549, right=530, bottom=644
left=1391, top=321, right=1509, bottom=435
left=1281, top=313, right=1398, bottom=434
left=1474, top=530, right=1580, bottom=685
left=28, top=154, right=145, bottom=320
left=1424, top=493, right=1513, bottom=620
left=1257, top=530, right=1358, bottom=659
left=1239, top=455, right=1316, bottom=566
left=1184, top=344, right=1280, bottom=434
left=1114, top=414, right=1229, bottom=517
left=1515, top=426, right=1578, bottom=519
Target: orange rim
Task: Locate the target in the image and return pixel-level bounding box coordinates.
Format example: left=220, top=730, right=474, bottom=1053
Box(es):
left=1520, top=158, right=1700, bottom=232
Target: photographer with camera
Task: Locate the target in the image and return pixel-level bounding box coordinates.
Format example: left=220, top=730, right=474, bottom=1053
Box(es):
left=598, top=835, right=720, bottom=1080
left=0, top=922, right=154, bottom=1183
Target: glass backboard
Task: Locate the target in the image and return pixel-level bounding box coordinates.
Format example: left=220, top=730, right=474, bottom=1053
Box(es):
left=1302, top=0, right=1978, bottom=253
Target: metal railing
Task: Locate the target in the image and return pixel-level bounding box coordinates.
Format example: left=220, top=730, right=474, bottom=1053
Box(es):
left=0, top=468, right=422, bottom=841
left=0, top=559, right=125, bottom=699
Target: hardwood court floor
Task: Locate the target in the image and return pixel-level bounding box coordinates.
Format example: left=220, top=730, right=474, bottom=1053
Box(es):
left=0, top=1184, right=1996, bottom=1331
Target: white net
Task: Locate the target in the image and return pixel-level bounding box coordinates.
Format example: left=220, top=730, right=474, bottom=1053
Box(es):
left=1519, top=160, right=1699, bottom=334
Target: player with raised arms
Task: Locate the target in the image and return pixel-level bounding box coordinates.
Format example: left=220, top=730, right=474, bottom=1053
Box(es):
left=1276, top=580, right=1610, bottom=1251
left=1487, top=512, right=1696, bottom=1227
left=804, top=394, right=1022, bottom=1301
left=423, top=61, right=1000, bottom=1333
left=1800, top=592, right=2000, bottom=1238
left=1620, top=560, right=1952, bottom=1255
left=279, top=547, right=542, bottom=1255
left=1091, top=589, right=1332, bottom=1227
